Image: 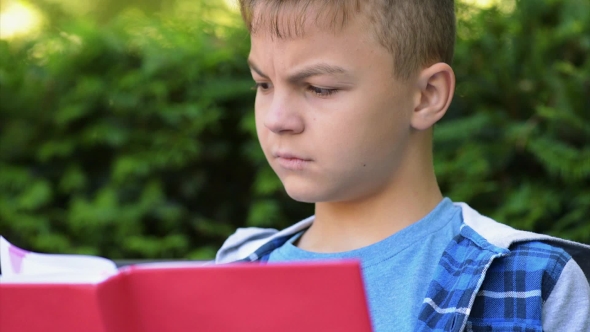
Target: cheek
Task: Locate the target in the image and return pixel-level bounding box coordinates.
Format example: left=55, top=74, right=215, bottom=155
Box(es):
left=333, top=93, right=409, bottom=140
left=363, top=92, right=412, bottom=144
left=318, top=94, right=411, bottom=169
left=254, top=98, right=269, bottom=143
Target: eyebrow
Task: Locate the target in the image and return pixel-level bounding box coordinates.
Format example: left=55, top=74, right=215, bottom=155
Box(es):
left=248, top=59, right=349, bottom=84
left=248, top=59, right=269, bottom=79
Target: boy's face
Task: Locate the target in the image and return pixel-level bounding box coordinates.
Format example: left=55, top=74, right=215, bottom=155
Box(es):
left=248, top=12, right=417, bottom=203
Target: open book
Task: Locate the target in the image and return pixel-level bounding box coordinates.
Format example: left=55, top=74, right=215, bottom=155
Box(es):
left=0, top=236, right=372, bottom=332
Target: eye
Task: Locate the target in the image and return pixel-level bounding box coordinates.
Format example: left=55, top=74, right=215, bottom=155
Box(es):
left=252, top=82, right=272, bottom=92
left=307, top=85, right=338, bottom=97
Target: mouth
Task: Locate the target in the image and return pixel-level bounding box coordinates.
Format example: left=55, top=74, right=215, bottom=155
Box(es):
left=274, top=152, right=312, bottom=171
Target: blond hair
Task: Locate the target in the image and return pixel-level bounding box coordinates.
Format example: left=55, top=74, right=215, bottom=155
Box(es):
left=238, top=0, right=456, bottom=80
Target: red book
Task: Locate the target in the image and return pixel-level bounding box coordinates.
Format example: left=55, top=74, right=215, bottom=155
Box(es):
left=0, top=237, right=372, bottom=332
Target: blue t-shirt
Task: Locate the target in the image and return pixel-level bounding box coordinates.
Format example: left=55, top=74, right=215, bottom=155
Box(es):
left=267, top=198, right=463, bottom=332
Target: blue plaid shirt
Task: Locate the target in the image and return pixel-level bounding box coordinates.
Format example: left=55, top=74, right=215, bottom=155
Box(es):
left=233, top=224, right=578, bottom=331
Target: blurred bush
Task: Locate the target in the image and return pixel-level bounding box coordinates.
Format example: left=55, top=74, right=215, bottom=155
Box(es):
left=0, top=0, right=588, bottom=259
left=439, top=0, right=590, bottom=242
left=0, top=2, right=294, bottom=259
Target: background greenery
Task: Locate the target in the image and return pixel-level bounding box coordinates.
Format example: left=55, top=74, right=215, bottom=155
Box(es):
left=1, top=0, right=589, bottom=259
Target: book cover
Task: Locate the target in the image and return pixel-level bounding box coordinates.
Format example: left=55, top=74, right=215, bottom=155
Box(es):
left=0, top=237, right=373, bottom=332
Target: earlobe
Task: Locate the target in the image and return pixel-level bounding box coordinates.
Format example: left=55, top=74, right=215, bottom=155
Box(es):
left=411, top=63, right=455, bottom=131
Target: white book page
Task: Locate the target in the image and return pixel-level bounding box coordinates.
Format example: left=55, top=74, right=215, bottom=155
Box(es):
left=124, top=260, right=211, bottom=271
left=0, top=236, right=118, bottom=284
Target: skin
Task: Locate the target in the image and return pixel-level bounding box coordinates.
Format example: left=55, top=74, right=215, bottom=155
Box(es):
left=248, top=11, right=455, bottom=253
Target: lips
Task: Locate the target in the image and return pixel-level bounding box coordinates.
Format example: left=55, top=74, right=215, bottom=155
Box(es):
left=274, top=152, right=312, bottom=170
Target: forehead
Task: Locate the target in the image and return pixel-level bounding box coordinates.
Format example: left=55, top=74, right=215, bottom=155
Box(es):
left=248, top=13, right=377, bottom=63
left=245, top=1, right=396, bottom=81
left=247, top=12, right=396, bottom=87
left=246, top=0, right=366, bottom=39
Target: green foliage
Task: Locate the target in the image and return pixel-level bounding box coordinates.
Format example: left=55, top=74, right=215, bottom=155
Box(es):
left=1, top=0, right=588, bottom=259
left=0, top=3, right=288, bottom=259
left=438, top=0, right=590, bottom=243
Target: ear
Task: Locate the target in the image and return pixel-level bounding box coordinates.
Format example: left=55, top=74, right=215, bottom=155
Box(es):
left=411, top=63, right=455, bottom=131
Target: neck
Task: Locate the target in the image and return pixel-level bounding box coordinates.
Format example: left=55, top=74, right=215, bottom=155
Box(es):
left=297, top=130, right=443, bottom=253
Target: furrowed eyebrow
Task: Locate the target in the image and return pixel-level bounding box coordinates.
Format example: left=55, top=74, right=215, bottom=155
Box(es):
left=248, top=59, right=269, bottom=79
left=287, top=63, right=348, bottom=84
left=248, top=59, right=349, bottom=83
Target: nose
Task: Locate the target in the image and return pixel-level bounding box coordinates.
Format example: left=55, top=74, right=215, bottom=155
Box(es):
left=263, top=92, right=304, bottom=135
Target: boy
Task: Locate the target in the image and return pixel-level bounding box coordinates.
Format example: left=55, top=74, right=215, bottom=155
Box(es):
left=216, top=0, right=590, bottom=331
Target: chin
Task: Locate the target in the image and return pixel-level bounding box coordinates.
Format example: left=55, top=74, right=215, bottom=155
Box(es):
left=283, top=176, right=379, bottom=204
left=281, top=180, right=325, bottom=203
left=282, top=180, right=347, bottom=203
left=284, top=186, right=320, bottom=203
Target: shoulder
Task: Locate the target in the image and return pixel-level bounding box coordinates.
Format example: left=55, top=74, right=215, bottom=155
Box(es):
left=486, top=241, right=572, bottom=300
left=469, top=241, right=590, bottom=331
left=454, top=203, right=590, bottom=331
left=456, top=202, right=590, bottom=280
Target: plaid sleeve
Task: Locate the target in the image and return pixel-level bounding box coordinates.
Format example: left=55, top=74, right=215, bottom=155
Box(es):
left=466, top=241, right=571, bottom=332
left=416, top=225, right=574, bottom=332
